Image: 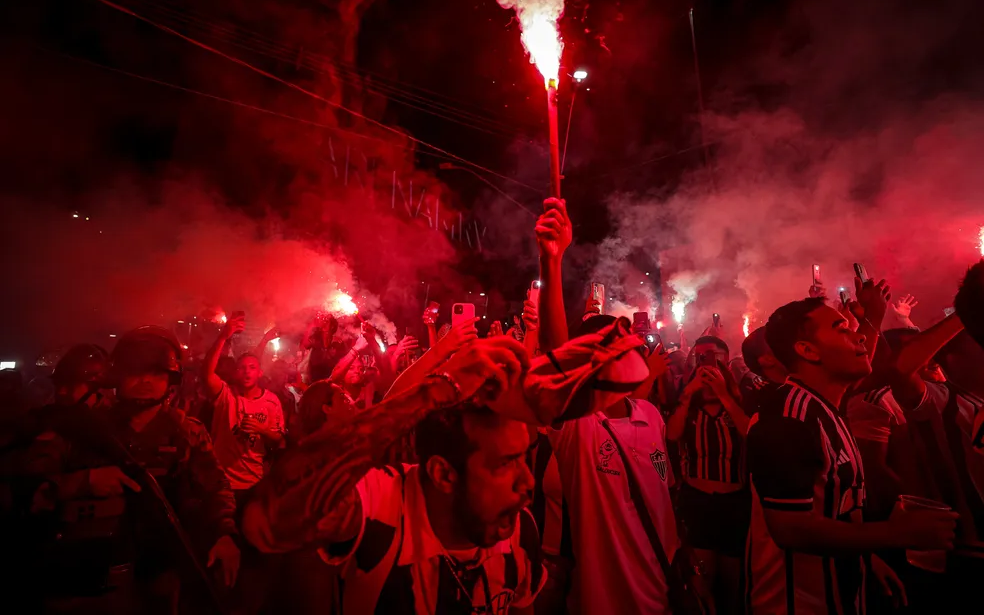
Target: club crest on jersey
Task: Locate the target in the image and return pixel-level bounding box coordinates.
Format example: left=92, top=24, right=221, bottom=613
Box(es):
left=650, top=449, right=667, bottom=481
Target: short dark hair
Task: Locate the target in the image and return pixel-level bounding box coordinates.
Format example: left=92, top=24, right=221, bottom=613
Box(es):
left=415, top=402, right=498, bottom=477
left=694, top=336, right=729, bottom=356
left=955, top=260, right=984, bottom=351
left=237, top=352, right=260, bottom=364
left=765, top=298, right=827, bottom=370
left=741, top=327, right=770, bottom=378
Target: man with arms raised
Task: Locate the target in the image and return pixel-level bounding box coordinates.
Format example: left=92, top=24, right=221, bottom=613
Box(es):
left=204, top=313, right=285, bottom=505
left=745, top=298, right=958, bottom=614
left=242, top=337, right=546, bottom=613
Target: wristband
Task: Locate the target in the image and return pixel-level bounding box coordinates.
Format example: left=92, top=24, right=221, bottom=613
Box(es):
left=426, top=372, right=463, bottom=407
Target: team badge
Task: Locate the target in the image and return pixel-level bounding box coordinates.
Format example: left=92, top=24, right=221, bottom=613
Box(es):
left=650, top=449, right=667, bottom=481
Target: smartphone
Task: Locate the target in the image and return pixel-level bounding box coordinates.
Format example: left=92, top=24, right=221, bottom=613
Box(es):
left=427, top=301, right=440, bottom=316
left=853, top=263, right=869, bottom=283
left=813, top=264, right=822, bottom=287
left=712, top=313, right=721, bottom=327
left=452, top=303, right=476, bottom=327
left=633, top=312, right=651, bottom=333
left=591, top=282, right=606, bottom=315
left=697, top=352, right=715, bottom=368
left=840, top=290, right=850, bottom=307
left=529, top=280, right=542, bottom=305
left=645, top=332, right=662, bottom=353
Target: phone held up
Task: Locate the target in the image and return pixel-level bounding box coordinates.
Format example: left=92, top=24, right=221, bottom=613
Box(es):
left=853, top=263, right=869, bottom=283
left=840, top=290, right=851, bottom=308
left=529, top=280, right=542, bottom=306
left=712, top=313, right=721, bottom=328
left=451, top=303, right=476, bottom=327
left=812, top=264, right=822, bottom=287
left=591, top=282, right=605, bottom=315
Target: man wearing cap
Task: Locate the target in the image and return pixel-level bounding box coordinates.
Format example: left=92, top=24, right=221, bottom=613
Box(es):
left=6, top=326, right=240, bottom=612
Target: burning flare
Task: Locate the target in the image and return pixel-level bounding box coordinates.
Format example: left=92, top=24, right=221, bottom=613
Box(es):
left=326, top=291, right=360, bottom=316
left=671, top=299, right=686, bottom=324
left=270, top=337, right=281, bottom=352
left=743, top=315, right=751, bottom=338
left=498, top=0, right=565, bottom=87
left=979, top=226, right=984, bottom=257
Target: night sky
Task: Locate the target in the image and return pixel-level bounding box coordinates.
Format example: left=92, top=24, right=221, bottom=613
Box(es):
left=2, top=0, right=982, bottom=362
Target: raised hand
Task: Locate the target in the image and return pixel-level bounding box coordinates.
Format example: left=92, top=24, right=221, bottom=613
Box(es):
left=893, top=294, right=919, bottom=319
left=535, top=198, right=573, bottom=261
left=396, top=335, right=419, bottom=358
left=523, top=298, right=539, bottom=331
left=440, top=337, right=529, bottom=402
left=488, top=320, right=505, bottom=337
left=437, top=317, right=480, bottom=356
left=222, top=313, right=246, bottom=339
left=854, top=277, right=892, bottom=329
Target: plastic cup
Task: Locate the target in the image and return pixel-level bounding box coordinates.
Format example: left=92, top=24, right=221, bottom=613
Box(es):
left=899, top=495, right=950, bottom=573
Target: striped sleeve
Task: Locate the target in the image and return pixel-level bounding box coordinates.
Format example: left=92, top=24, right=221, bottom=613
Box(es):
left=746, top=391, right=824, bottom=512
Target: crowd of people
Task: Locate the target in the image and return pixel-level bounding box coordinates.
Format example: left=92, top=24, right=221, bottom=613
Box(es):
left=2, top=197, right=984, bottom=614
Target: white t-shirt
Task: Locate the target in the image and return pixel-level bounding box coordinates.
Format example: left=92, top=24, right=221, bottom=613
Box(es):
left=210, top=384, right=285, bottom=490
left=549, top=398, right=678, bottom=615
left=846, top=386, right=905, bottom=444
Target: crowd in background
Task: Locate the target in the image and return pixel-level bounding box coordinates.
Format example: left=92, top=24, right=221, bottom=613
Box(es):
left=3, top=197, right=984, bottom=614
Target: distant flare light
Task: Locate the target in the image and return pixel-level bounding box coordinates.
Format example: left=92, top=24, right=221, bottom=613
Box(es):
left=215, top=313, right=228, bottom=325
left=671, top=299, right=686, bottom=324
left=743, top=315, right=751, bottom=338
left=377, top=337, right=388, bottom=353
left=327, top=291, right=360, bottom=316
left=573, top=68, right=588, bottom=82
left=270, top=337, right=281, bottom=352
left=979, top=226, right=984, bottom=257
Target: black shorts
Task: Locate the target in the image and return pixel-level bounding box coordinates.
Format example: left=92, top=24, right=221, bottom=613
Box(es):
left=678, top=483, right=751, bottom=558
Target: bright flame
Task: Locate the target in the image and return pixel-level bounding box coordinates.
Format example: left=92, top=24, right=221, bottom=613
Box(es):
left=743, top=315, right=751, bottom=338
left=656, top=320, right=665, bottom=330
left=671, top=299, right=686, bottom=324
left=216, top=313, right=228, bottom=325
left=377, top=337, right=388, bottom=353
left=978, top=226, right=984, bottom=257
left=270, top=337, right=281, bottom=352
left=498, top=0, right=565, bottom=87
left=326, top=291, right=360, bottom=316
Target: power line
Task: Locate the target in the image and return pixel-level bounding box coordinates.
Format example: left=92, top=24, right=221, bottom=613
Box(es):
left=124, top=0, right=539, bottom=138
left=93, top=0, right=543, bottom=194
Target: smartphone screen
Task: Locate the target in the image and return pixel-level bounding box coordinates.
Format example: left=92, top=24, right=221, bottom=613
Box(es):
left=813, top=264, right=822, bottom=286
left=713, top=313, right=721, bottom=327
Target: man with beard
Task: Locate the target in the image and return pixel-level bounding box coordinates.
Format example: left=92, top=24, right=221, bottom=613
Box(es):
left=203, top=314, right=285, bottom=506
left=242, top=337, right=546, bottom=614
left=8, top=326, right=240, bottom=613
left=744, top=299, right=958, bottom=614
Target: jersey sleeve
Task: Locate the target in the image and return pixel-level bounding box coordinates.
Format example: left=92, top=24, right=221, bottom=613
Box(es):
left=746, top=415, right=824, bottom=512
left=210, top=384, right=238, bottom=435
left=846, top=397, right=894, bottom=443
left=318, top=465, right=405, bottom=569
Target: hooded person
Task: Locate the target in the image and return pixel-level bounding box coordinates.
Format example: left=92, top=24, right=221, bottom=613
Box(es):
left=493, top=315, right=686, bottom=615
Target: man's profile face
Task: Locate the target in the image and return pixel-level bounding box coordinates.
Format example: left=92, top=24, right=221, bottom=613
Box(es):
left=236, top=356, right=262, bottom=389
left=455, top=417, right=534, bottom=548
left=801, top=305, right=871, bottom=381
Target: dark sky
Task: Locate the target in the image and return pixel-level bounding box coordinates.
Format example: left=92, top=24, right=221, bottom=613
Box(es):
left=2, top=0, right=982, bottom=362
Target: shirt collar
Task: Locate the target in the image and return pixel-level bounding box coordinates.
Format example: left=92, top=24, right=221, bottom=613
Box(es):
left=593, top=398, right=650, bottom=426
left=397, top=466, right=513, bottom=567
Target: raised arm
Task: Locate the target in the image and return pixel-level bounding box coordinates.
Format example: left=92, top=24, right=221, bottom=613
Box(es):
left=204, top=314, right=244, bottom=397
left=242, top=338, right=529, bottom=553
left=535, top=198, right=572, bottom=353
left=384, top=318, right=479, bottom=400
left=890, top=313, right=964, bottom=409
left=251, top=327, right=280, bottom=364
